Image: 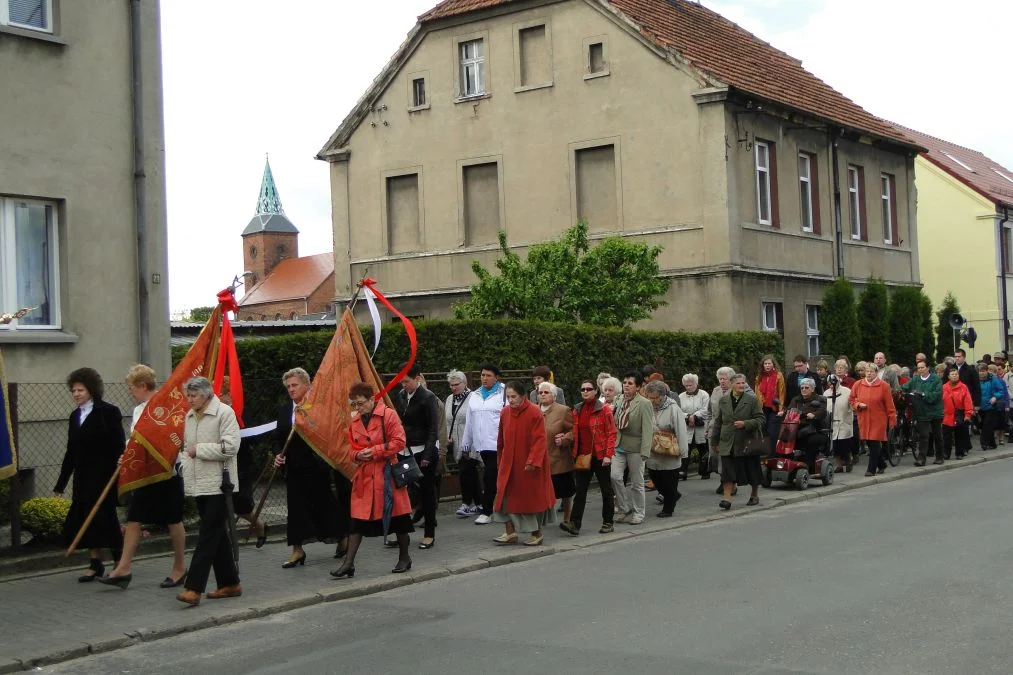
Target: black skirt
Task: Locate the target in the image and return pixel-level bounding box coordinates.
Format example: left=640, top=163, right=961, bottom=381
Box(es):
left=551, top=471, right=576, bottom=499
left=286, top=465, right=339, bottom=546
left=62, top=497, right=122, bottom=551
left=350, top=514, right=414, bottom=538
left=125, top=475, right=185, bottom=525
left=720, top=453, right=763, bottom=487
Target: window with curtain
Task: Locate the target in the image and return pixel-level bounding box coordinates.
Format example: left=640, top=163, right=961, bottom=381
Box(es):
left=1, top=198, right=59, bottom=328
left=6, top=0, right=52, bottom=32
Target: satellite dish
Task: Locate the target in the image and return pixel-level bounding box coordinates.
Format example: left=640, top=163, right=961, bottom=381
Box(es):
left=949, top=313, right=966, bottom=330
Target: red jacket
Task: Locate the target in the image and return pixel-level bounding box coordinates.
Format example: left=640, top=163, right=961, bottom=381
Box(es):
left=349, top=402, right=411, bottom=521
left=495, top=400, right=555, bottom=515
left=570, top=400, right=617, bottom=461
left=942, top=381, right=974, bottom=427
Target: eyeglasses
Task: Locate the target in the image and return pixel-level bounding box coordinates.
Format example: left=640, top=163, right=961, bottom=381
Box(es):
left=580, top=387, right=595, bottom=392
left=351, top=399, right=370, bottom=408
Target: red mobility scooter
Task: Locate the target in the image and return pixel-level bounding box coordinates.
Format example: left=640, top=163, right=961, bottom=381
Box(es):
left=761, top=397, right=835, bottom=491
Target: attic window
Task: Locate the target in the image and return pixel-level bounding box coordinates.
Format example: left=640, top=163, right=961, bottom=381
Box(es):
left=993, top=168, right=1013, bottom=184
left=942, top=152, right=974, bottom=172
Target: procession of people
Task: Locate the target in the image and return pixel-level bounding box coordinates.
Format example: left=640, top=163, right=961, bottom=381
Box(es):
left=49, top=346, right=1011, bottom=606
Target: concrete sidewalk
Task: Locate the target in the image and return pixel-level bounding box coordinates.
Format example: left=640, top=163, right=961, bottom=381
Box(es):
left=2, top=447, right=1011, bottom=673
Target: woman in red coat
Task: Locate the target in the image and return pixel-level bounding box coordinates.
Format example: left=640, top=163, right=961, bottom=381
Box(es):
left=331, top=382, right=413, bottom=578
left=942, top=367, right=974, bottom=459
left=492, top=382, right=557, bottom=546
left=850, top=368, right=897, bottom=477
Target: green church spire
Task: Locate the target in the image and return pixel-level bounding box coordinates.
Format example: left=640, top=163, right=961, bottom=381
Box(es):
left=255, top=155, right=285, bottom=215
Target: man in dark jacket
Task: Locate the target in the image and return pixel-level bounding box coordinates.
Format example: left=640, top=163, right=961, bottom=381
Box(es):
left=785, top=355, right=817, bottom=406
left=394, top=365, right=440, bottom=549
left=954, top=348, right=981, bottom=407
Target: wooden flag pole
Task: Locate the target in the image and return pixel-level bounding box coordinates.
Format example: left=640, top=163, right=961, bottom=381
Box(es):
left=65, top=465, right=122, bottom=556
left=241, top=451, right=274, bottom=543
left=248, top=424, right=296, bottom=530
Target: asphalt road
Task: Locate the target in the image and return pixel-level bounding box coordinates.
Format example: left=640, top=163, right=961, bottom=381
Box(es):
left=43, top=459, right=1013, bottom=675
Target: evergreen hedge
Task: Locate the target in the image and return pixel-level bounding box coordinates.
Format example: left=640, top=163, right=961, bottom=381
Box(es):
left=172, top=320, right=782, bottom=406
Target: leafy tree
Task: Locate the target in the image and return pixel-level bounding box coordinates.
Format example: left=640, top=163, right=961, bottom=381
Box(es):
left=919, top=292, right=935, bottom=361
left=820, top=278, right=859, bottom=364
left=188, top=306, right=215, bottom=323
left=934, top=292, right=961, bottom=364
left=857, top=278, right=890, bottom=361
left=888, top=287, right=925, bottom=365
left=454, top=221, right=670, bottom=327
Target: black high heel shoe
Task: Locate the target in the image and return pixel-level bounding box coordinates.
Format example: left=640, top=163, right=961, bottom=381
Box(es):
left=256, top=524, right=269, bottom=549
left=281, top=551, right=306, bottom=569
left=330, top=563, right=355, bottom=579
left=392, top=558, right=413, bottom=574
left=98, top=573, right=132, bottom=589
left=78, top=558, right=104, bottom=583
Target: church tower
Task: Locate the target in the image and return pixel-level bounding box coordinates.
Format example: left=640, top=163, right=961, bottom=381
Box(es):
left=241, top=157, right=298, bottom=289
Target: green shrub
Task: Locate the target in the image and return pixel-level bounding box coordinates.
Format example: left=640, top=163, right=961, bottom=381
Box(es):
left=858, top=278, right=890, bottom=361
left=0, top=479, right=10, bottom=525
left=174, top=319, right=783, bottom=400
left=20, top=497, right=70, bottom=540
left=182, top=496, right=198, bottom=522
left=821, top=278, right=859, bottom=364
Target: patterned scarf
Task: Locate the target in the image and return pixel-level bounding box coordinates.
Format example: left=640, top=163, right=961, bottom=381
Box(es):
left=615, top=394, right=634, bottom=430
left=451, top=388, right=471, bottom=416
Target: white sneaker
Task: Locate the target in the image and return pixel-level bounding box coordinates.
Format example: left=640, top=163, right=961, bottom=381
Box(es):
left=629, top=515, right=645, bottom=525
left=455, top=503, right=470, bottom=517
left=474, top=514, right=492, bottom=525
left=467, top=505, right=483, bottom=515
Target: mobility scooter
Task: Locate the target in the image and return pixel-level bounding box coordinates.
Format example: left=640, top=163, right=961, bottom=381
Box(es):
left=761, top=391, right=835, bottom=490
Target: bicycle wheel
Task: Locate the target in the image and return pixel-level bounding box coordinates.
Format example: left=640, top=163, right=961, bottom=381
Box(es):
left=885, top=429, right=901, bottom=467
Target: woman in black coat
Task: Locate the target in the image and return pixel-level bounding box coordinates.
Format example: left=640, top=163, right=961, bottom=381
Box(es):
left=54, top=368, right=125, bottom=582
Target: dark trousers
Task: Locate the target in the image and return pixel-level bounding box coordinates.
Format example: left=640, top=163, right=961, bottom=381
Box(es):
left=572, top=456, right=614, bottom=529
left=333, top=471, right=352, bottom=539
left=186, top=495, right=239, bottom=594
left=480, top=451, right=498, bottom=515
left=980, top=410, right=1001, bottom=449
left=865, top=440, right=885, bottom=474
left=916, top=419, right=943, bottom=462
left=413, top=451, right=438, bottom=538
left=799, top=429, right=827, bottom=473
left=458, top=457, right=483, bottom=506
left=763, top=407, right=781, bottom=456
left=942, top=423, right=971, bottom=458
left=648, top=468, right=680, bottom=514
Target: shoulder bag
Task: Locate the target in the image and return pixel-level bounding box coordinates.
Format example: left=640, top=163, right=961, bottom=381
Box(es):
left=651, top=408, right=682, bottom=457
left=378, top=412, right=422, bottom=488
left=741, top=424, right=767, bottom=456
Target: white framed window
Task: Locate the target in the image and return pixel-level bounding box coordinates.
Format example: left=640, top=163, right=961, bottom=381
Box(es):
left=762, top=301, right=783, bottom=334
left=0, top=197, right=61, bottom=329
left=1, top=0, right=53, bottom=33
left=881, top=174, right=893, bottom=245
left=805, top=304, right=820, bottom=357
left=412, top=77, right=427, bottom=108
left=756, top=141, right=772, bottom=225
left=848, top=165, right=862, bottom=240
left=459, top=38, right=486, bottom=98
left=799, top=153, right=814, bottom=232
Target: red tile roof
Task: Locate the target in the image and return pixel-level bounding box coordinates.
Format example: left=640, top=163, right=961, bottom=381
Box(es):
left=893, top=124, right=1013, bottom=208
left=238, top=252, right=334, bottom=307
left=419, top=0, right=913, bottom=147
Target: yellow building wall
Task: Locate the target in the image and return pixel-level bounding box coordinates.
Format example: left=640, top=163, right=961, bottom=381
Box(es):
left=916, top=156, right=1000, bottom=358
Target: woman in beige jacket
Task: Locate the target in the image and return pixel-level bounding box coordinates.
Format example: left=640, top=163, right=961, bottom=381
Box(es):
left=537, top=382, right=574, bottom=527
left=176, top=377, right=241, bottom=607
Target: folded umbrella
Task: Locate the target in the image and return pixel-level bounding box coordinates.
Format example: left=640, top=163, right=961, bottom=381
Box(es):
left=221, top=467, right=239, bottom=574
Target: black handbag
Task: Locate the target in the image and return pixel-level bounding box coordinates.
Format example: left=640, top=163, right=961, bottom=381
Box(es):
left=378, top=413, right=423, bottom=488
left=741, top=426, right=767, bottom=456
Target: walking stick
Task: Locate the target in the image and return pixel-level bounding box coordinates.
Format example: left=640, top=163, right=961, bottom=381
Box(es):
left=65, top=465, right=121, bottom=556
left=249, top=424, right=296, bottom=530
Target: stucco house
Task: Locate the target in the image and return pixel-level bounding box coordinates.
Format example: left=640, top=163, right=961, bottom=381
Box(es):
left=899, top=125, right=1013, bottom=356
left=317, top=0, right=923, bottom=358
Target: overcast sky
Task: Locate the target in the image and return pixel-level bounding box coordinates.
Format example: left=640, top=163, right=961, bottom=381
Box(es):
left=160, top=0, right=1012, bottom=315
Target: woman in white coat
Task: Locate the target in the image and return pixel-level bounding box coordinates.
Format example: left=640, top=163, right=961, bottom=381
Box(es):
left=176, top=377, right=241, bottom=607
left=677, top=373, right=711, bottom=480
left=825, top=377, right=855, bottom=473
left=460, top=365, right=508, bottom=524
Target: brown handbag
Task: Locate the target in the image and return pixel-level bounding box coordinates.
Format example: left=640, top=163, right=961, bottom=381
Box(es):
left=651, top=429, right=681, bottom=457
left=574, top=453, right=592, bottom=470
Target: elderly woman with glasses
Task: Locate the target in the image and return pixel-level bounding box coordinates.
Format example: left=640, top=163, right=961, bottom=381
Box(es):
left=642, top=380, right=689, bottom=516
left=537, top=382, right=575, bottom=527
left=677, top=373, right=711, bottom=479
left=445, top=370, right=482, bottom=519
left=175, top=377, right=241, bottom=606
left=786, top=377, right=829, bottom=474
left=710, top=373, right=764, bottom=510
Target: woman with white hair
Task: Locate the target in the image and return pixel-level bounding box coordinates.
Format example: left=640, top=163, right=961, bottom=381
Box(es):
left=678, top=373, right=711, bottom=480
left=445, top=370, right=482, bottom=518
left=706, top=367, right=737, bottom=495
left=176, top=377, right=241, bottom=606
left=538, top=381, right=575, bottom=527
left=642, top=380, right=688, bottom=516
left=600, top=377, right=622, bottom=407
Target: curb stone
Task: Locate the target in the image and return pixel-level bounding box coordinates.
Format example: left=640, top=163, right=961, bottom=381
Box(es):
left=13, top=449, right=1013, bottom=671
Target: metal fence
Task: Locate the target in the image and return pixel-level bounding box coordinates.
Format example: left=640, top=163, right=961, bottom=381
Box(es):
left=2, top=370, right=537, bottom=549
